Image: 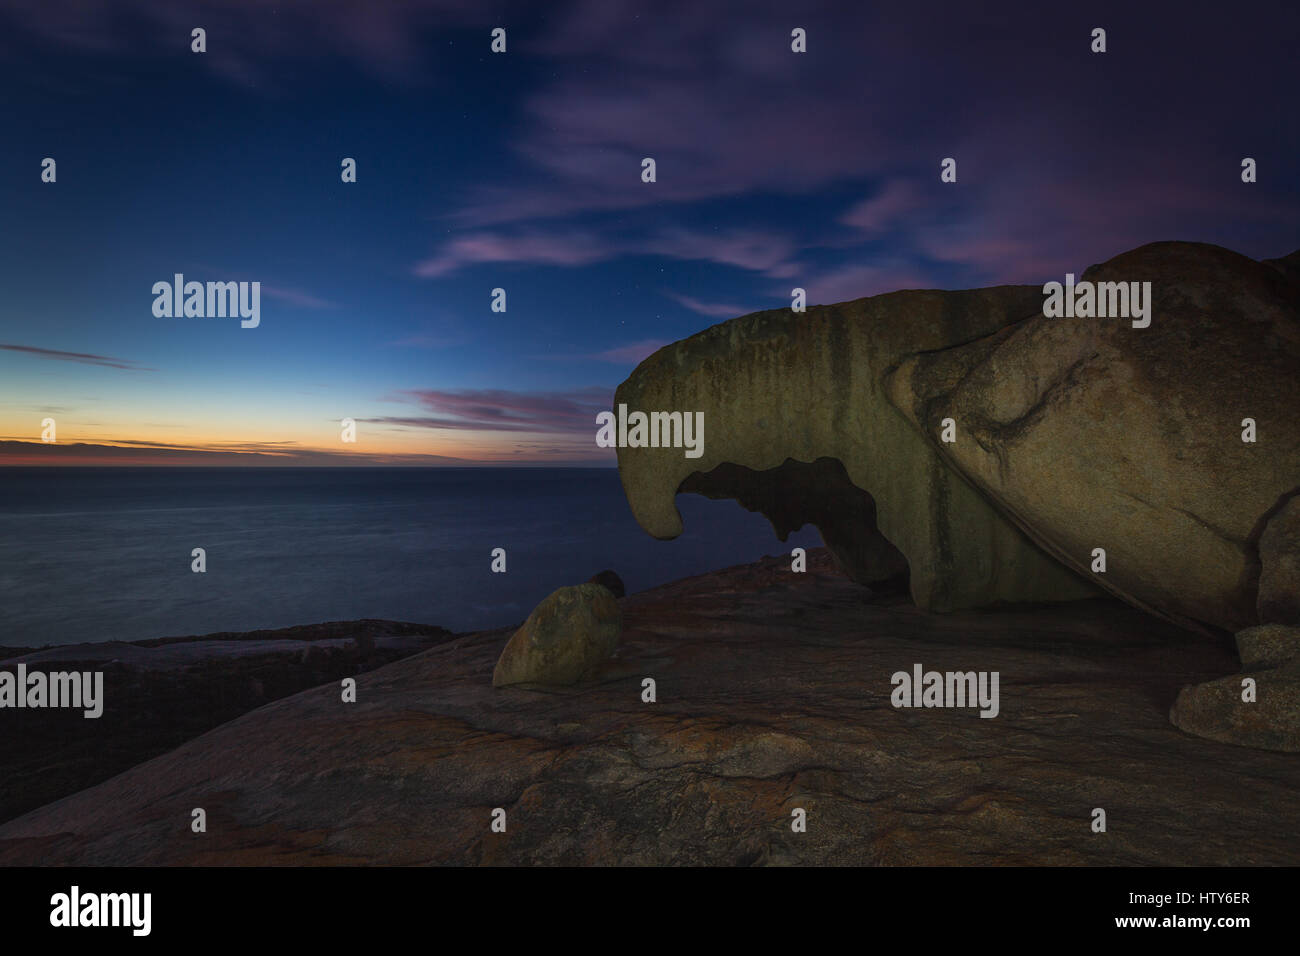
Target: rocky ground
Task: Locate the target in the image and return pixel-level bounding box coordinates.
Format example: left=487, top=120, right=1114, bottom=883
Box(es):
left=2, top=548, right=1298, bottom=865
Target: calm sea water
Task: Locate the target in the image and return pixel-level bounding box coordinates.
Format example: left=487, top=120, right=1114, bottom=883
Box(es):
left=0, top=467, right=822, bottom=647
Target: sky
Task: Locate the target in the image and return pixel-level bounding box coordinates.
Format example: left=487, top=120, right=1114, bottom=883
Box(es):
left=0, top=0, right=1296, bottom=465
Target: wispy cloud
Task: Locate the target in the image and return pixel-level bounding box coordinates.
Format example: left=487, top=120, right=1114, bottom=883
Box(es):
left=0, top=344, right=154, bottom=371
left=433, top=3, right=1297, bottom=288
left=182, top=264, right=337, bottom=309
left=585, top=339, right=671, bottom=363
left=374, top=386, right=612, bottom=434
left=529, top=340, right=672, bottom=365
left=644, top=228, right=798, bottom=277
left=413, top=230, right=611, bottom=278
left=413, top=225, right=799, bottom=280
left=799, top=263, right=936, bottom=305
left=0, top=439, right=469, bottom=466
left=840, top=181, right=920, bottom=236
left=663, top=292, right=746, bottom=318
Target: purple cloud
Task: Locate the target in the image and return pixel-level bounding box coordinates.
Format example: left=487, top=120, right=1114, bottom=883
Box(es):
left=840, top=181, right=920, bottom=236
left=663, top=293, right=746, bottom=318
left=414, top=230, right=611, bottom=278
left=442, top=3, right=1296, bottom=288
left=9, top=1, right=1296, bottom=305
left=377, top=386, right=613, bottom=434
left=645, top=229, right=798, bottom=277
left=585, top=340, right=671, bottom=363
left=800, top=263, right=936, bottom=305
left=0, top=344, right=154, bottom=371
left=414, top=224, right=800, bottom=279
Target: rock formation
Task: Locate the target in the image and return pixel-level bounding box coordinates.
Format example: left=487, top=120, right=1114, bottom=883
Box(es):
left=614, top=284, right=1098, bottom=612
left=885, top=243, right=1300, bottom=634
left=493, top=583, right=621, bottom=687
left=614, top=241, right=1300, bottom=750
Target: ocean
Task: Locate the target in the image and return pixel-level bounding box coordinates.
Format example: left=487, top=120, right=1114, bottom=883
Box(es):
left=0, top=467, right=822, bottom=647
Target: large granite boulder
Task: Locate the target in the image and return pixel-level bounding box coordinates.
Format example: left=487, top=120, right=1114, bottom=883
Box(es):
left=613, top=284, right=1097, bottom=613
left=884, top=242, right=1300, bottom=634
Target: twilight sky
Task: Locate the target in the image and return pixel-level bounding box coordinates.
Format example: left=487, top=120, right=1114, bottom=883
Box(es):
left=1, top=0, right=1295, bottom=465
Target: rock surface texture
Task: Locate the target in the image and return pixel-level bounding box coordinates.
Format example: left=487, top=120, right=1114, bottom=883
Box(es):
left=1, top=551, right=1296, bottom=866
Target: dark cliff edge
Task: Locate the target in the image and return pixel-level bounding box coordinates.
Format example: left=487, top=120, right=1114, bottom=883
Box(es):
left=0, top=620, right=455, bottom=826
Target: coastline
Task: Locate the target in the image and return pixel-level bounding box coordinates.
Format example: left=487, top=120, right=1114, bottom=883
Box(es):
left=4, top=547, right=1298, bottom=865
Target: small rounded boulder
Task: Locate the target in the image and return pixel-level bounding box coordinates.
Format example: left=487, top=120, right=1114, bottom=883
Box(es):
left=493, top=583, right=622, bottom=687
